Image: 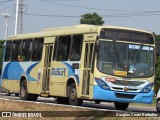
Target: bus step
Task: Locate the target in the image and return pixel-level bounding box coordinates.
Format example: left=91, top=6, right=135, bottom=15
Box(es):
left=40, top=93, right=49, bottom=97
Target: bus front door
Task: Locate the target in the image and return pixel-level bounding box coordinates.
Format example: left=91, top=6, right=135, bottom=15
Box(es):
left=82, top=42, right=94, bottom=96
left=42, top=44, right=53, bottom=93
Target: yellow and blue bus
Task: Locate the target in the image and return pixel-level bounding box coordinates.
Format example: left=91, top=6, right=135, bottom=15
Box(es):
left=1, top=25, right=155, bottom=110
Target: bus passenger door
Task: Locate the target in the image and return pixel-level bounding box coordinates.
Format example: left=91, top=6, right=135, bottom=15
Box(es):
left=82, top=42, right=94, bottom=96
left=42, top=43, right=53, bottom=93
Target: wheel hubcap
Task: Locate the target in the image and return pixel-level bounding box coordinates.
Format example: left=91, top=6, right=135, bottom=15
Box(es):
left=70, top=88, right=76, bottom=101
left=21, top=85, right=25, bottom=97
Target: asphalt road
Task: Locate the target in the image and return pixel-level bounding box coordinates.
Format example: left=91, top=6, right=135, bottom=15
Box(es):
left=0, top=93, right=156, bottom=113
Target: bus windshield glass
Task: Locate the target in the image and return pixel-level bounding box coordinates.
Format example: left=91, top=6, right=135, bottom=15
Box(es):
left=97, top=41, right=154, bottom=78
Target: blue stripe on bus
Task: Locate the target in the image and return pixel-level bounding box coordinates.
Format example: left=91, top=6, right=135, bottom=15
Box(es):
left=2, top=62, right=23, bottom=80
left=2, top=62, right=38, bottom=81
left=26, top=63, right=38, bottom=75
left=2, top=62, right=11, bottom=79
left=62, top=62, right=80, bottom=84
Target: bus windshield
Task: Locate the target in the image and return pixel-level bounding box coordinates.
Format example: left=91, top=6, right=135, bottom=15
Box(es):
left=97, top=41, right=154, bottom=78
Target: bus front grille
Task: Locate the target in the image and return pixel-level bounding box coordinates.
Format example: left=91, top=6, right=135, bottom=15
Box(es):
left=115, top=93, right=136, bottom=99
left=112, top=87, right=138, bottom=91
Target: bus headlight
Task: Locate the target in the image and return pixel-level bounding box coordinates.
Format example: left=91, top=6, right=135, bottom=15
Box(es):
left=95, top=78, right=110, bottom=90
left=140, top=83, right=153, bottom=93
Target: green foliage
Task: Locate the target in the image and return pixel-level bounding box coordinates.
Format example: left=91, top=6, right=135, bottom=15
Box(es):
left=0, top=40, right=4, bottom=75
left=155, top=34, right=160, bottom=94
left=155, top=34, right=160, bottom=43
left=80, top=12, right=104, bottom=25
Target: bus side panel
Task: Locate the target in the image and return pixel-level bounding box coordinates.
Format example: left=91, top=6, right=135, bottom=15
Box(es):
left=49, top=61, right=80, bottom=97
left=2, top=80, right=19, bottom=92
left=2, top=62, right=20, bottom=92
left=49, top=62, right=68, bottom=96
left=1, top=61, right=41, bottom=94
left=26, top=62, right=42, bottom=94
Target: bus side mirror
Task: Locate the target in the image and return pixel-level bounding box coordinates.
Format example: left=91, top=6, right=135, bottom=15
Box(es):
left=95, top=42, right=99, bottom=52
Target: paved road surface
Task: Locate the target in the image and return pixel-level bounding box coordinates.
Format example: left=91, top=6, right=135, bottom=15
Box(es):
left=0, top=93, right=156, bottom=113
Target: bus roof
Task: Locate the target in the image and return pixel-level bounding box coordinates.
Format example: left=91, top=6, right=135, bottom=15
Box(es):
left=8, top=24, right=153, bottom=40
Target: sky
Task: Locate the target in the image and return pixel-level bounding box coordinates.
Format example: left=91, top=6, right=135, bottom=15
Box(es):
left=0, top=0, right=160, bottom=39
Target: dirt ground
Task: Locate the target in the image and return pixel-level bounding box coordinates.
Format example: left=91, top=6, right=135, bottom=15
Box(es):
left=0, top=100, right=158, bottom=120
left=0, top=100, right=108, bottom=120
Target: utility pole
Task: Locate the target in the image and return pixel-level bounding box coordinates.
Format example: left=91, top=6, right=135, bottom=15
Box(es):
left=15, top=0, right=19, bottom=35
left=15, top=0, right=25, bottom=35
left=2, top=13, right=11, bottom=40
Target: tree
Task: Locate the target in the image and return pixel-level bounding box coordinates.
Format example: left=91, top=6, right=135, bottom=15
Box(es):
left=80, top=12, right=104, bottom=25
left=155, top=34, right=160, bottom=95
left=0, top=40, right=4, bottom=75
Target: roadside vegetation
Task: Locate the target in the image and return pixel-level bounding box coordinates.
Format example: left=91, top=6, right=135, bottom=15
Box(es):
left=131, top=97, right=156, bottom=107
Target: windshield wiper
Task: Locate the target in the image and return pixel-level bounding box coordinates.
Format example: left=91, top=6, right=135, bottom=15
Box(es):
left=132, top=43, right=143, bottom=63
left=113, top=40, right=119, bottom=64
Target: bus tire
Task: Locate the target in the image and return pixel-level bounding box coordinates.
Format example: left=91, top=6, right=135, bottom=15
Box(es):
left=156, top=99, right=160, bottom=112
left=57, top=97, right=69, bottom=104
left=68, top=83, right=83, bottom=106
left=30, top=94, right=38, bottom=101
left=95, top=100, right=101, bottom=104
left=15, top=93, right=19, bottom=97
left=6, top=90, right=11, bottom=96
left=114, top=102, right=129, bottom=110
left=20, top=80, right=31, bottom=100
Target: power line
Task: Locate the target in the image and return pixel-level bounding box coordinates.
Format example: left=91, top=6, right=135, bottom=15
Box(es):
left=103, top=13, right=160, bottom=17
left=0, top=0, right=14, bottom=2
left=26, top=13, right=79, bottom=18
left=0, top=0, right=14, bottom=6
left=0, top=4, right=14, bottom=11
left=25, top=12, right=160, bottom=18
left=37, top=0, right=160, bottom=14
left=0, top=17, right=15, bottom=24
left=38, top=0, right=84, bottom=1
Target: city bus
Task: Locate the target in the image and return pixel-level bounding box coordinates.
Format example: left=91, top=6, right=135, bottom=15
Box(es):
left=0, top=25, right=155, bottom=110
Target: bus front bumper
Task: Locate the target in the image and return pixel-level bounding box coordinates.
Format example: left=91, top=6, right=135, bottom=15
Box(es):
left=93, top=86, right=154, bottom=104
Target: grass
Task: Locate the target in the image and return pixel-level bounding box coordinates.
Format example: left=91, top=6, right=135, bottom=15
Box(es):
left=130, top=97, right=156, bottom=107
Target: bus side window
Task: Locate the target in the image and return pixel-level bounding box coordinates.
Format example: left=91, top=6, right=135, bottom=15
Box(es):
left=31, top=38, right=44, bottom=61
left=70, top=35, right=83, bottom=61
left=5, top=41, right=12, bottom=61
left=11, top=40, right=22, bottom=61
left=56, top=36, right=71, bottom=61
left=22, top=40, right=32, bottom=61
left=53, top=37, right=58, bottom=61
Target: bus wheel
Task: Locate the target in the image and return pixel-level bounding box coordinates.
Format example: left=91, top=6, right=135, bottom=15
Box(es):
left=20, top=80, right=30, bottom=100
left=57, top=97, right=69, bottom=104
left=156, top=99, right=160, bottom=112
left=114, top=102, right=129, bottom=110
left=30, top=94, right=38, bottom=101
left=95, top=100, right=101, bottom=104
left=68, top=83, right=83, bottom=106
left=15, top=93, right=19, bottom=97
left=6, top=90, right=11, bottom=96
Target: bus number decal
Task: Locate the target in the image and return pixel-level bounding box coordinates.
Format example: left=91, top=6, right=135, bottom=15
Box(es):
left=51, top=68, right=66, bottom=77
